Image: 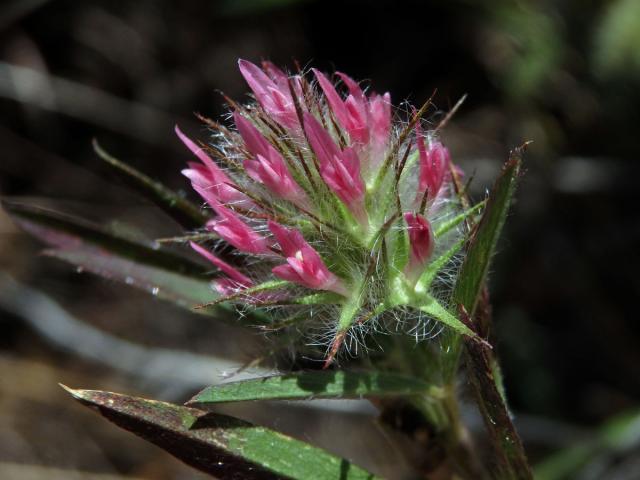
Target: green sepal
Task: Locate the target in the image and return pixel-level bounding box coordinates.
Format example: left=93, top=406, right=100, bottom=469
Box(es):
left=388, top=216, right=410, bottom=276
left=417, top=295, right=476, bottom=338
left=337, top=292, right=363, bottom=331
left=434, top=200, right=485, bottom=238
left=415, top=237, right=466, bottom=294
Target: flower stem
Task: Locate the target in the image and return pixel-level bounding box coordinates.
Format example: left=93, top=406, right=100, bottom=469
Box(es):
left=413, top=386, right=486, bottom=479
left=464, top=341, right=533, bottom=479
left=460, top=307, right=533, bottom=480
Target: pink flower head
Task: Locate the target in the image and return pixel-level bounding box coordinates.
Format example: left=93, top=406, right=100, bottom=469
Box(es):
left=268, top=221, right=348, bottom=296
left=238, top=59, right=302, bottom=130
left=404, top=212, right=435, bottom=282
left=233, top=112, right=309, bottom=208
left=173, top=59, right=471, bottom=362
left=303, top=112, right=367, bottom=224
left=416, top=126, right=450, bottom=206
left=176, top=125, right=252, bottom=209
left=207, top=204, right=270, bottom=255
left=314, top=69, right=391, bottom=162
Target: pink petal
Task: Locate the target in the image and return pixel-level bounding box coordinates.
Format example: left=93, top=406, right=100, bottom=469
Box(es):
left=303, top=112, right=341, bottom=166
left=304, top=114, right=367, bottom=222
left=176, top=125, right=251, bottom=208
left=175, top=125, right=218, bottom=171
left=213, top=277, right=242, bottom=296
left=313, top=69, right=350, bottom=129
left=261, top=60, right=288, bottom=84
left=267, top=221, right=307, bottom=257
left=313, top=69, right=368, bottom=144
left=271, top=264, right=304, bottom=284
left=336, top=72, right=366, bottom=105
left=268, top=221, right=347, bottom=295
left=416, top=138, right=450, bottom=205
left=238, top=59, right=277, bottom=105
left=189, top=241, right=252, bottom=286
left=343, top=95, right=369, bottom=143
left=209, top=205, right=270, bottom=255
left=404, top=212, right=435, bottom=281
left=233, top=112, right=272, bottom=157
left=369, top=92, right=391, bottom=148
left=238, top=59, right=299, bottom=129
left=235, top=113, right=308, bottom=205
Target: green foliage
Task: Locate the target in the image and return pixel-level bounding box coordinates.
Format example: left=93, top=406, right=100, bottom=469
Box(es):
left=188, top=370, right=434, bottom=404
left=63, top=386, right=379, bottom=480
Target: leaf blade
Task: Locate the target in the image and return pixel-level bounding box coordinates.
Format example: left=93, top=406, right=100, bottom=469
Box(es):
left=3, top=200, right=221, bottom=312
left=64, top=386, right=379, bottom=480
left=452, top=153, right=521, bottom=316
left=189, top=370, right=433, bottom=404
left=4, top=200, right=207, bottom=276
left=46, top=247, right=216, bottom=308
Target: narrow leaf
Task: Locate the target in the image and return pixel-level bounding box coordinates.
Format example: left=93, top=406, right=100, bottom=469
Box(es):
left=188, top=370, right=433, bottom=404
left=3, top=200, right=221, bottom=312
left=449, top=149, right=533, bottom=478
left=94, top=139, right=210, bottom=228
left=47, top=248, right=216, bottom=308
left=453, top=153, right=521, bottom=316
left=63, top=386, right=379, bottom=480
left=4, top=200, right=207, bottom=276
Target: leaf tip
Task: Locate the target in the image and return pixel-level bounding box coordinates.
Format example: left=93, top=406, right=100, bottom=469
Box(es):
left=183, top=394, right=201, bottom=406
left=59, top=383, right=83, bottom=399
left=59, top=384, right=103, bottom=405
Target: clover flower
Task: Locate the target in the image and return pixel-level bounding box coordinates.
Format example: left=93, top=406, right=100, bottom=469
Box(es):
left=178, top=59, right=481, bottom=366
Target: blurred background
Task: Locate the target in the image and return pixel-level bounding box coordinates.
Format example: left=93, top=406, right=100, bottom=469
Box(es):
left=1, top=0, right=639, bottom=478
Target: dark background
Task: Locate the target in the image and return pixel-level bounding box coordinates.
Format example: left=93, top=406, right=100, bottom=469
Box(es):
left=1, top=0, right=639, bottom=478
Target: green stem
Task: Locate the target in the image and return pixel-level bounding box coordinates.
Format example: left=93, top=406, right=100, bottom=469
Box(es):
left=412, top=386, right=487, bottom=479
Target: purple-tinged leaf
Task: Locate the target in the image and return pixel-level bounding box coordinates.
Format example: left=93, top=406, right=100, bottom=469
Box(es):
left=63, top=386, right=380, bottom=480
left=3, top=200, right=220, bottom=312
